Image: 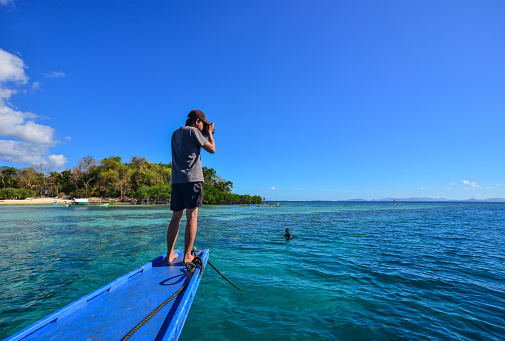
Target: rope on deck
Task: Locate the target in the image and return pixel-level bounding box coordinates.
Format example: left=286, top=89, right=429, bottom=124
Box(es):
left=120, top=249, right=241, bottom=340
left=120, top=251, right=204, bottom=341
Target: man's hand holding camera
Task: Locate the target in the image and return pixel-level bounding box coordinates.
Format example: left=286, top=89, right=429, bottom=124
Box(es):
left=202, top=122, right=215, bottom=137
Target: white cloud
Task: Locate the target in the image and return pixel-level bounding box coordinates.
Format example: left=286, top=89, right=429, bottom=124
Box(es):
left=43, top=71, right=66, bottom=78
left=0, top=49, right=28, bottom=84
left=462, top=180, right=480, bottom=188
left=420, top=187, right=426, bottom=190
left=450, top=183, right=455, bottom=186
left=0, top=87, right=16, bottom=98
left=0, top=0, right=14, bottom=6
left=0, top=140, right=67, bottom=168
left=31, top=81, right=41, bottom=91
left=268, top=187, right=276, bottom=190
left=0, top=48, right=68, bottom=169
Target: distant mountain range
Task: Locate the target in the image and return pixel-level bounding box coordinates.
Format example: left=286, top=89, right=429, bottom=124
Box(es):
left=346, top=197, right=505, bottom=203
left=269, top=198, right=505, bottom=202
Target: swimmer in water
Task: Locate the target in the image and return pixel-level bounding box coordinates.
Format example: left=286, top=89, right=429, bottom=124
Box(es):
left=284, top=228, right=292, bottom=239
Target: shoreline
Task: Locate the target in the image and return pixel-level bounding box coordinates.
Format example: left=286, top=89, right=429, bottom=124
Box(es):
left=0, top=198, right=127, bottom=205
left=2, top=198, right=505, bottom=205
left=0, top=198, right=62, bottom=205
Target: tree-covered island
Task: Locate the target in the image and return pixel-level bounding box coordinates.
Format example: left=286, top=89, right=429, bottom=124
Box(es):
left=0, top=156, right=262, bottom=205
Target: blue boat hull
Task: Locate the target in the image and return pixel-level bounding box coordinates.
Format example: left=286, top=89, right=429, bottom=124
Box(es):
left=5, top=250, right=209, bottom=341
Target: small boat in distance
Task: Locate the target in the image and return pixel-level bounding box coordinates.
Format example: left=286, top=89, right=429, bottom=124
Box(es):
left=5, top=250, right=209, bottom=341
left=72, top=198, right=90, bottom=205
left=387, top=200, right=403, bottom=207
left=257, top=202, right=282, bottom=207
left=69, top=198, right=110, bottom=207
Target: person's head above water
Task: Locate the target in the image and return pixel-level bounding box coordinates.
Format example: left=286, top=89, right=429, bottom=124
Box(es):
left=284, top=228, right=292, bottom=239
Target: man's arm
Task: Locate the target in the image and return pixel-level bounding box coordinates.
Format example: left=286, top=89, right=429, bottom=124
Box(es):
left=202, top=123, right=215, bottom=154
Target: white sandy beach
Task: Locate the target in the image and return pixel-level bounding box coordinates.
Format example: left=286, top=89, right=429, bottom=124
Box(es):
left=0, top=198, right=125, bottom=205
left=0, top=198, right=64, bottom=205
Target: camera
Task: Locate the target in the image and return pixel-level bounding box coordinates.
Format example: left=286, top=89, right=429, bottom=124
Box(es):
left=202, top=123, right=214, bottom=136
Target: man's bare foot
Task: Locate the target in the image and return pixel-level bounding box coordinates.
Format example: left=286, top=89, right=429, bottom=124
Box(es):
left=184, top=255, right=198, bottom=273
left=183, top=256, right=194, bottom=264
left=165, top=253, right=178, bottom=265
left=183, top=254, right=194, bottom=265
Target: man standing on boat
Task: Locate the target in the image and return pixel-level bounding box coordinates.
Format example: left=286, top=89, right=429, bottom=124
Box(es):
left=166, top=109, right=215, bottom=270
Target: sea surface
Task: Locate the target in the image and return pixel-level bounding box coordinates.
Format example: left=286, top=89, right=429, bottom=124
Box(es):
left=1, top=202, right=505, bottom=340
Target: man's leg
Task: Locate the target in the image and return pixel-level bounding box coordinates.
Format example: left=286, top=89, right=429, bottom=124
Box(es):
left=183, top=207, right=199, bottom=264
left=166, top=210, right=184, bottom=264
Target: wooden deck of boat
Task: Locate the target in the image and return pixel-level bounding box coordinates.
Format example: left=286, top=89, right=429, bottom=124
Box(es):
left=6, top=250, right=209, bottom=341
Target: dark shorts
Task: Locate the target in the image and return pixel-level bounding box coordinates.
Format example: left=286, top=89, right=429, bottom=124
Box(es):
left=170, top=182, right=203, bottom=211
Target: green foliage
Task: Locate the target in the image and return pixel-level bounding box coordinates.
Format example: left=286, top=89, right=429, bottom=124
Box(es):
left=0, top=188, right=36, bottom=199
left=203, top=181, right=261, bottom=205
left=201, top=166, right=258, bottom=204
left=133, top=184, right=171, bottom=204
left=1, top=158, right=259, bottom=205
left=59, top=170, right=74, bottom=194
left=202, top=167, right=217, bottom=183
left=0, top=167, right=16, bottom=189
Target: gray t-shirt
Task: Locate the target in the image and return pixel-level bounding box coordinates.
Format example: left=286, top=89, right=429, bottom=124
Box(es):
left=171, top=126, right=208, bottom=184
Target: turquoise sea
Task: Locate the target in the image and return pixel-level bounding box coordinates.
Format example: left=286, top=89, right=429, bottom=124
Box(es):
left=1, top=202, right=505, bottom=340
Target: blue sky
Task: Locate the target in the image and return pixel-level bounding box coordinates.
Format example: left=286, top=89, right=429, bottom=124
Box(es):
left=1, top=0, right=504, bottom=200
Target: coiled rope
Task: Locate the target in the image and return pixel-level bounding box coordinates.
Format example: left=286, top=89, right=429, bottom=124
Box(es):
left=120, top=250, right=204, bottom=341
left=120, top=249, right=240, bottom=340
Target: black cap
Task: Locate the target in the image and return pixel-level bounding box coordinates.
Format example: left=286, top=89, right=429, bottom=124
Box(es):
left=188, top=109, right=210, bottom=124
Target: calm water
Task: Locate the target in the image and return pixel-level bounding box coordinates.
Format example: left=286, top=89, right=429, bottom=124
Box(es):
left=1, top=202, right=505, bottom=340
